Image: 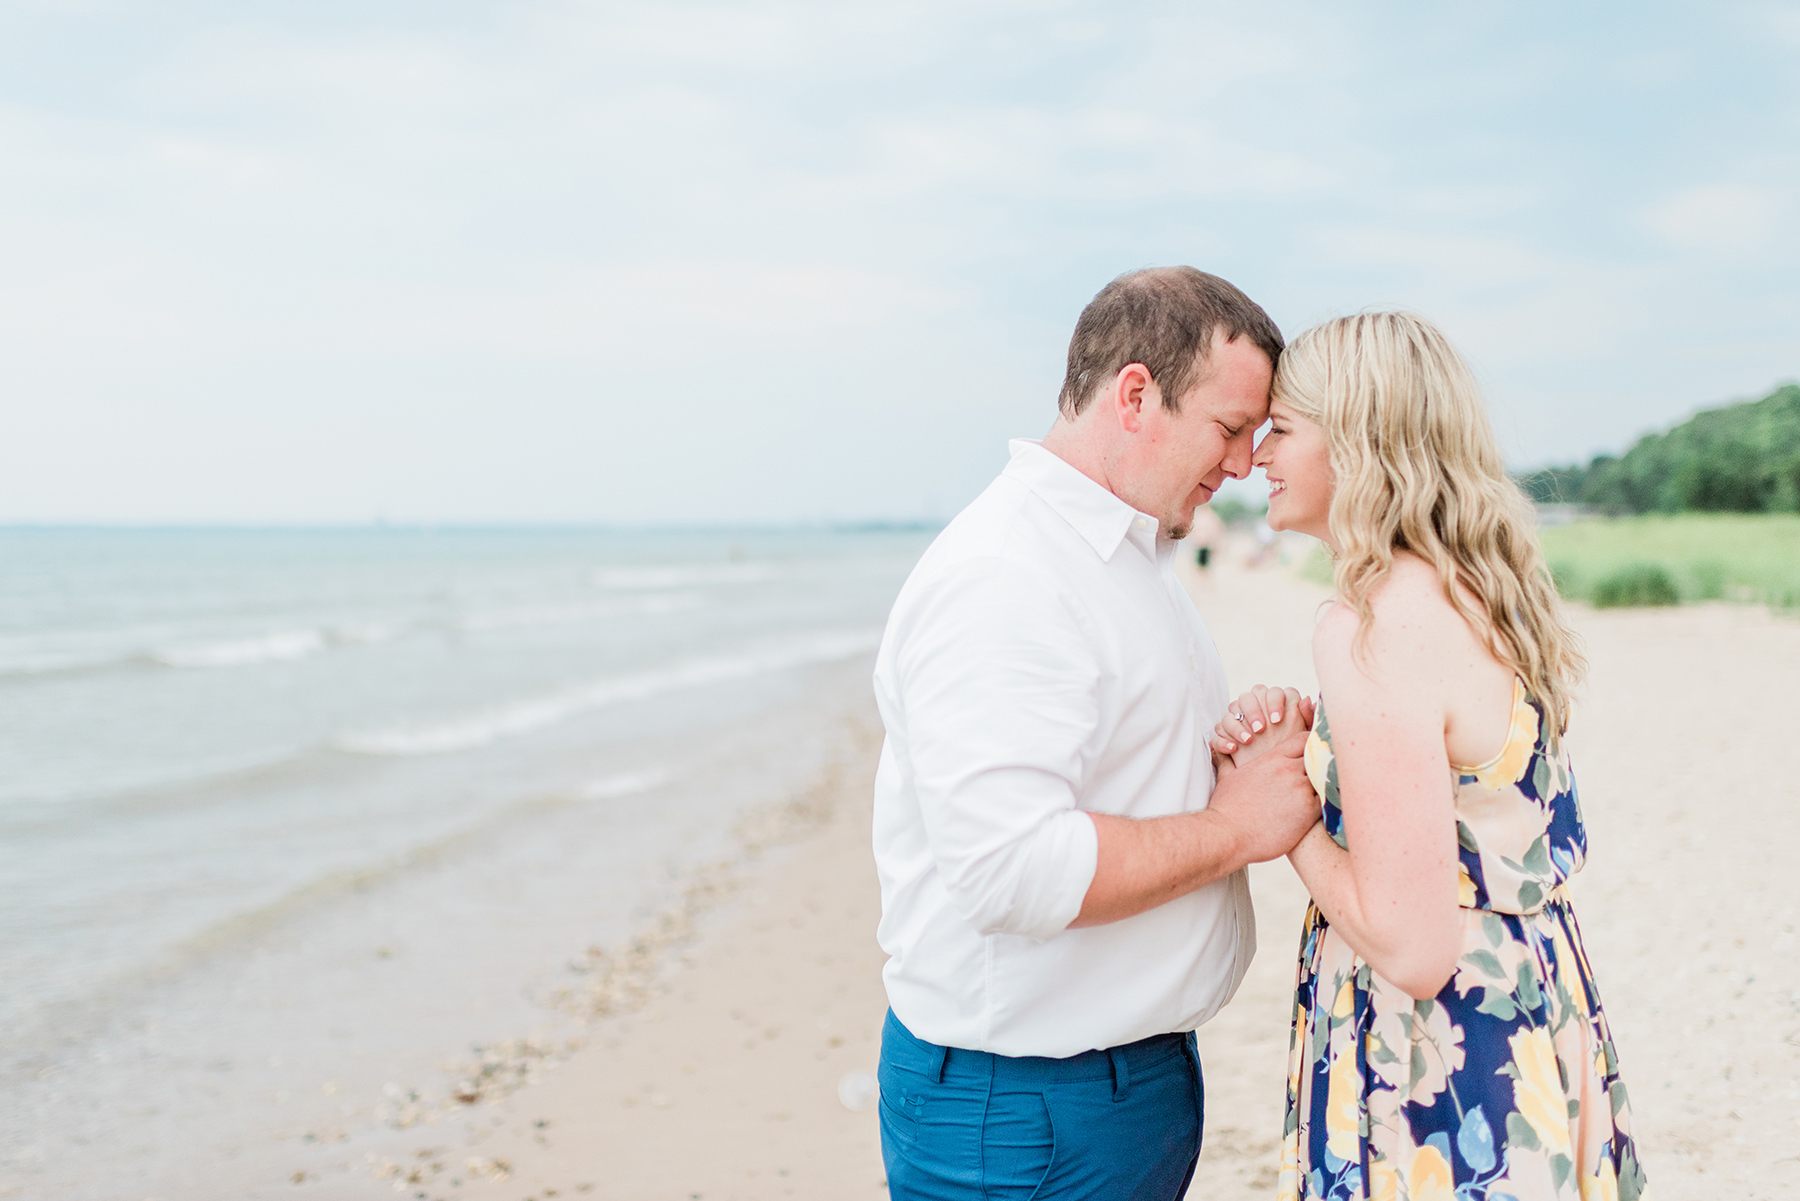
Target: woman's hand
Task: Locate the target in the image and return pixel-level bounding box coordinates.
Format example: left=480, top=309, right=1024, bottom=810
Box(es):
left=1209, top=685, right=1314, bottom=766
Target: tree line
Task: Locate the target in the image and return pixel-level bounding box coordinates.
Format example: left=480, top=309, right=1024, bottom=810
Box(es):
left=1518, top=383, right=1800, bottom=513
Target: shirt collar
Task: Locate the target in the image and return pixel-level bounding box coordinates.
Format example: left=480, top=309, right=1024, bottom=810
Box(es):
left=1003, top=439, right=1163, bottom=562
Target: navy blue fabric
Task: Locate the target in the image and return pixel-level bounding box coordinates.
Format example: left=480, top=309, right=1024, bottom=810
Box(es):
left=878, top=1010, right=1204, bottom=1200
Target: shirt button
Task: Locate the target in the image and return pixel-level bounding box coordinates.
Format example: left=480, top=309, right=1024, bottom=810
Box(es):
left=1134, top=517, right=1150, bottom=530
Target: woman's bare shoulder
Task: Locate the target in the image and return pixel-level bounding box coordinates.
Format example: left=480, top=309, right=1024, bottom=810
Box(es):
left=1370, top=553, right=1470, bottom=630
left=1314, top=554, right=1477, bottom=675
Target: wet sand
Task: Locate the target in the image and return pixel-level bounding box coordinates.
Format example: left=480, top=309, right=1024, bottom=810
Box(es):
left=288, top=547, right=1798, bottom=1200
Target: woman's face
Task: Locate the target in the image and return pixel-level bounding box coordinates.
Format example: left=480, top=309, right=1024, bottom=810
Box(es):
left=1252, top=397, right=1334, bottom=544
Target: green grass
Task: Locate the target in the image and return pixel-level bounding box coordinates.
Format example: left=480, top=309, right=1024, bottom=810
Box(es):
left=1299, top=544, right=1335, bottom=587
left=1539, top=513, right=1800, bottom=610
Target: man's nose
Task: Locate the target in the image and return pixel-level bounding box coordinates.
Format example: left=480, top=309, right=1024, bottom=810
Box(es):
left=1223, top=434, right=1254, bottom=479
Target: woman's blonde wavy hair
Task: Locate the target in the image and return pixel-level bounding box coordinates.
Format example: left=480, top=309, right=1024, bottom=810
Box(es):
left=1273, top=312, right=1585, bottom=735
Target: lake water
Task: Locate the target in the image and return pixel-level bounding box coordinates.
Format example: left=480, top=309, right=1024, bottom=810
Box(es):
left=0, top=526, right=930, bottom=1197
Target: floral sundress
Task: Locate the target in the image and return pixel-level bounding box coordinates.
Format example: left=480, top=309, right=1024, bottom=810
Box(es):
left=1278, top=679, right=1650, bottom=1201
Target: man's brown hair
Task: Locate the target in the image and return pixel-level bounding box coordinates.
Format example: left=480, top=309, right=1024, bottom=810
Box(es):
left=1057, top=267, right=1284, bottom=417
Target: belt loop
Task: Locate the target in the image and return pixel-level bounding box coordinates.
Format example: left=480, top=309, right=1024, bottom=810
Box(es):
left=1108, top=1046, right=1130, bottom=1102
left=927, top=1041, right=948, bottom=1084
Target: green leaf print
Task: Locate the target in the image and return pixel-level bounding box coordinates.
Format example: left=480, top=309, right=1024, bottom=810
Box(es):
left=1522, top=837, right=1552, bottom=877
left=1550, top=1151, right=1574, bottom=1191
left=1516, top=880, right=1543, bottom=911
left=1475, top=987, right=1519, bottom=1021
left=1532, top=754, right=1551, bottom=798
left=1505, top=1110, right=1541, bottom=1153
left=1514, top=961, right=1544, bottom=1011
left=1464, top=948, right=1505, bottom=979
left=1619, top=1146, right=1647, bottom=1201
left=1457, top=820, right=1480, bottom=852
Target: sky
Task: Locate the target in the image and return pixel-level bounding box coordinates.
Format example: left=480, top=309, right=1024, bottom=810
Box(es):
left=2, top=0, right=1797, bottom=524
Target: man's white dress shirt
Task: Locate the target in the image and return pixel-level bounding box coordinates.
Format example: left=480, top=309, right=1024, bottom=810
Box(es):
left=872, top=440, right=1256, bottom=1060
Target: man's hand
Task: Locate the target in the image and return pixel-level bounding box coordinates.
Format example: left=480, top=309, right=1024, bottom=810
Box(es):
left=1203, top=730, right=1320, bottom=865
left=1071, top=706, right=1321, bottom=928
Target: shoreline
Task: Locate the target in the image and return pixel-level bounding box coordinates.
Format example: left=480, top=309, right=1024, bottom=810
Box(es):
left=1, top=655, right=892, bottom=1201
left=282, top=715, right=893, bottom=1200
left=15, top=542, right=1798, bottom=1199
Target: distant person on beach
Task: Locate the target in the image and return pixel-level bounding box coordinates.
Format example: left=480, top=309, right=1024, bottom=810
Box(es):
left=1188, top=504, right=1225, bottom=570
left=1214, top=313, right=1649, bottom=1200
left=871, top=268, right=1320, bottom=1199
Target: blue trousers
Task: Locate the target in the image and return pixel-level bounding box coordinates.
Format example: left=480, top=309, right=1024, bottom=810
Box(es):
left=878, top=1010, right=1204, bottom=1200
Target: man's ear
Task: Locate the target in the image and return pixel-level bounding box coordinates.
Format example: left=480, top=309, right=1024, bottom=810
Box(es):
left=1112, top=363, right=1154, bottom=433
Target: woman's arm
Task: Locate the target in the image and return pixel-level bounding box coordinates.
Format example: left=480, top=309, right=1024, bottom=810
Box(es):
left=1289, top=590, right=1463, bottom=1000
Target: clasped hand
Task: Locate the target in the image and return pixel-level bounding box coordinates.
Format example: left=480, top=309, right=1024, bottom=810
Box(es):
left=1197, top=684, right=1322, bottom=863
left=1209, top=684, right=1315, bottom=768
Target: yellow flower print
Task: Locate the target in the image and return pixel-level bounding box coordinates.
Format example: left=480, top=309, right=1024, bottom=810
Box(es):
left=1324, top=1043, right=1361, bottom=1162
left=1508, top=1027, right=1573, bottom=1155
left=1547, top=920, right=1593, bottom=1020
left=1469, top=680, right=1538, bottom=792
left=1582, top=1156, right=1620, bottom=1201
left=1458, top=863, right=1477, bottom=907
left=1275, top=1137, right=1300, bottom=1201
left=1367, top=1153, right=1398, bottom=1201
left=1332, top=976, right=1355, bottom=1019
left=1406, top=1142, right=1455, bottom=1201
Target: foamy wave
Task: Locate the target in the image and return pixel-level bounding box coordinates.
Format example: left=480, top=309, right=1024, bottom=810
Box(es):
left=150, top=623, right=402, bottom=669
left=0, top=649, right=132, bottom=681
left=579, top=768, right=670, bottom=799
left=153, top=630, right=330, bottom=668
left=455, top=593, right=703, bottom=633
left=331, top=622, right=399, bottom=646
left=339, top=628, right=880, bottom=756
left=591, top=563, right=778, bottom=591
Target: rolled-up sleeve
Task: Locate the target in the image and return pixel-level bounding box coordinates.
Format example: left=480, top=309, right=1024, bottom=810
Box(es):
left=894, top=556, right=1102, bottom=942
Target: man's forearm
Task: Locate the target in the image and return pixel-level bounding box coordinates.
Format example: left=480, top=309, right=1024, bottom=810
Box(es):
left=1067, top=750, right=1318, bottom=929
left=1068, top=809, right=1247, bottom=928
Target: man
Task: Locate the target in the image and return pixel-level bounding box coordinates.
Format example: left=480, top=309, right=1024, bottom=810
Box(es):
left=871, top=267, right=1321, bottom=1199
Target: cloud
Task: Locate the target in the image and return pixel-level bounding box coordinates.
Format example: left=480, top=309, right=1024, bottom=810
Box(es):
left=1641, top=184, right=1790, bottom=254
left=0, top=0, right=1795, bottom=519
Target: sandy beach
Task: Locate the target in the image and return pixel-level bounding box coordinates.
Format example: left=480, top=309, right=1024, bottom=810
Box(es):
left=274, top=545, right=1799, bottom=1201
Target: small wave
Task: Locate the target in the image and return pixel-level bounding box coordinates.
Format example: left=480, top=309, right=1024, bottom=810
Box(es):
left=330, top=622, right=399, bottom=646
left=0, top=650, right=137, bottom=683
left=591, top=563, right=778, bottom=591
left=454, top=593, right=704, bottom=633
left=149, top=623, right=406, bottom=669
left=0, top=623, right=402, bottom=682
left=338, top=628, right=880, bottom=757
left=152, top=629, right=329, bottom=668
left=579, top=769, right=670, bottom=799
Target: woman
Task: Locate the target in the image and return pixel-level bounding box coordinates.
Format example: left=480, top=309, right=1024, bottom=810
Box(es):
left=1214, top=313, right=1648, bottom=1200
